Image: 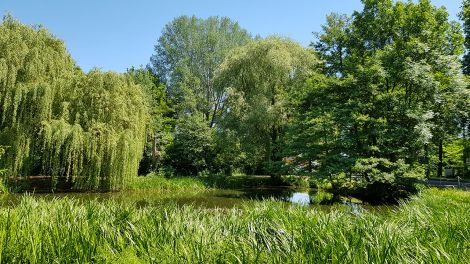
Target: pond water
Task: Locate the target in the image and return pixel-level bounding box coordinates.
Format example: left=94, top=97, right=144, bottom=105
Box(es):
left=0, top=188, right=391, bottom=213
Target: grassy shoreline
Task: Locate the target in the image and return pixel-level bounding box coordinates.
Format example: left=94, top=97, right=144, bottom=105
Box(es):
left=0, top=188, right=467, bottom=263
left=124, top=173, right=207, bottom=191
left=125, top=174, right=284, bottom=191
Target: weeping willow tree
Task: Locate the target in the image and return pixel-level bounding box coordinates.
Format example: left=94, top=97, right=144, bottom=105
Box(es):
left=0, top=15, right=148, bottom=190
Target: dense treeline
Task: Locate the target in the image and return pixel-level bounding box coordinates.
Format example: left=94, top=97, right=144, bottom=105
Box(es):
left=0, top=0, right=469, bottom=196
left=144, top=1, right=469, bottom=200
left=286, top=0, right=468, bottom=199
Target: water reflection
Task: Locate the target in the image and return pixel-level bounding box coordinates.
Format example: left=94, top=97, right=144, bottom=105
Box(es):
left=341, top=200, right=364, bottom=214
left=289, top=192, right=311, bottom=205
left=0, top=188, right=387, bottom=213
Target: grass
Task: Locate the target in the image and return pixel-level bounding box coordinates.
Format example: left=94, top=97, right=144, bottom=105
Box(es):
left=131, top=174, right=278, bottom=190
left=201, top=174, right=274, bottom=189
left=0, top=181, right=7, bottom=194
left=0, top=188, right=467, bottom=263
left=124, top=173, right=207, bottom=191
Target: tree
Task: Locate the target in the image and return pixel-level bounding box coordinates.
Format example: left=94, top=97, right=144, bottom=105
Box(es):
left=312, top=13, right=351, bottom=76
left=216, top=37, right=319, bottom=175
left=458, top=0, right=470, bottom=178
left=461, top=0, right=470, bottom=74
left=127, top=67, right=174, bottom=174
left=0, top=16, right=148, bottom=190
left=288, top=0, right=465, bottom=200
left=150, top=16, right=251, bottom=127
left=166, top=115, right=216, bottom=176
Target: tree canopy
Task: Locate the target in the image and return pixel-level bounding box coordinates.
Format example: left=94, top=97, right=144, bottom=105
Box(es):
left=216, top=37, right=319, bottom=174
left=284, top=0, right=467, bottom=200
left=0, top=16, right=148, bottom=190
left=150, top=15, right=251, bottom=127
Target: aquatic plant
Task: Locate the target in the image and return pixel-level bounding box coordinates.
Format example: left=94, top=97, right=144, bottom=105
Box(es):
left=124, top=173, right=206, bottom=191
left=0, top=188, right=467, bottom=263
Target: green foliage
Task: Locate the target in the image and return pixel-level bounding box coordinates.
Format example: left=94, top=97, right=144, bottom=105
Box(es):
left=202, top=175, right=272, bottom=189
left=281, top=175, right=310, bottom=188
left=352, top=158, right=423, bottom=184
left=217, top=37, right=319, bottom=174
left=0, top=189, right=467, bottom=262
left=213, top=129, right=244, bottom=175
left=311, top=190, right=334, bottom=204
left=127, top=67, right=174, bottom=174
left=0, top=146, right=5, bottom=174
left=461, top=0, right=470, bottom=74
left=458, top=2, right=470, bottom=178
left=312, top=13, right=351, bottom=76
left=285, top=0, right=466, bottom=198
left=150, top=15, right=252, bottom=177
left=442, top=137, right=469, bottom=177
left=167, top=115, right=216, bottom=176
left=124, top=172, right=206, bottom=191
left=0, top=146, right=7, bottom=193
left=39, top=71, right=148, bottom=190
left=151, top=15, right=251, bottom=126
left=0, top=16, right=148, bottom=190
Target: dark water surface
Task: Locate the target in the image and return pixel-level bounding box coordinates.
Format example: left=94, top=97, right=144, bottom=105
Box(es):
left=0, top=188, right=392, bottom=213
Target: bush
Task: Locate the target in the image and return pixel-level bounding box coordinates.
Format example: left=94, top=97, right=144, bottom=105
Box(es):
left=166, top=115, right=216, bottom=176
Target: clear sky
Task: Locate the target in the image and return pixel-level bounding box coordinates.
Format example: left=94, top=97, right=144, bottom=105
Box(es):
left=0, top=0, right=462, bottom=73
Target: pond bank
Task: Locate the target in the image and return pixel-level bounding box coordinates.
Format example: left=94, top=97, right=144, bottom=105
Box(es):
left=0, top=187, right=381, bottom=212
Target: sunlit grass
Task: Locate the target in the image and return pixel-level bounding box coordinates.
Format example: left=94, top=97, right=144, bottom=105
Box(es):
left=0, top=188, right=467, bottom=263
left=124, top=173, right=207, bottom=191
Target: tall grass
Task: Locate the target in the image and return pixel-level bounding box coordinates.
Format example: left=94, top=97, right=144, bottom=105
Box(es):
left=124, top=173, right=207, bottom=191
left=0, top=188, right=467, bottom=263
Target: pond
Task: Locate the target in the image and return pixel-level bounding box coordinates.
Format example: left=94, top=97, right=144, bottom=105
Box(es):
left=0, top=188, right=391, bottom=214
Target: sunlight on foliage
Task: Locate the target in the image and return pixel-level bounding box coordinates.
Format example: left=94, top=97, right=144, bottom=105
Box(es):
left=0, top=16, right=148, bottom=190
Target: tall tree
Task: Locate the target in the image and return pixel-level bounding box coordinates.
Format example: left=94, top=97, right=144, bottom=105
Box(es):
left=461, top=0, right=470, bottom=74
left=312, top=13, right=351, bottom=76
left=288, top=0, right=465, bottom=199
left=0, top=16, right=148, bottom=190
left=150, top=16, right=251, bottom=127
left=459, top=0, right=470, bottom=178
left=216, top=37, right=319, bottom=175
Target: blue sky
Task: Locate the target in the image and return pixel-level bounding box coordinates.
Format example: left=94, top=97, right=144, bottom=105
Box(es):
left=0, top=0, right=462, bottom=73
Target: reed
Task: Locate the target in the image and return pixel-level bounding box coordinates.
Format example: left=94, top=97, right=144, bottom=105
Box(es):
left=0, top=188, right=467, bottom=263
left=124, top=173, right=207, bottom=191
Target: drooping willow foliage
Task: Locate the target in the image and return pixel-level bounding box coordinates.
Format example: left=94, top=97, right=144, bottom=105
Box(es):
left=0, top=15, right=148, bottom=190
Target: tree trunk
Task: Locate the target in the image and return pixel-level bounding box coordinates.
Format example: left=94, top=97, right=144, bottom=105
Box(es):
left=152, top=134, right=161, bottom=169
left=438, top=139, right=443, bottom=178
left=425, top=144, right=430, bottom=178
left=463, top=120, right=469, bottom=178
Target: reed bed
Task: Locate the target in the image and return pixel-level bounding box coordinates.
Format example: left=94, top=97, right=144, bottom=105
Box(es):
left=0, top=188, right=467, bottom=263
